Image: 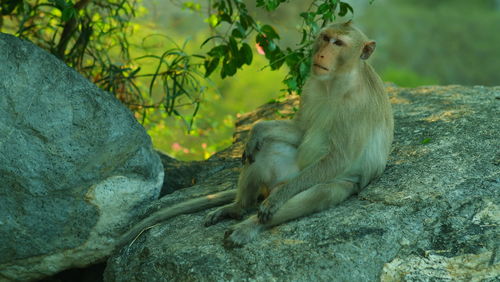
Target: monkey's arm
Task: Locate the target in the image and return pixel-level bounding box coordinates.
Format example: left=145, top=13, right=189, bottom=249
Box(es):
left=244, top=120, right=303, bottom=163
left=116, top=189, right=236, bottom=249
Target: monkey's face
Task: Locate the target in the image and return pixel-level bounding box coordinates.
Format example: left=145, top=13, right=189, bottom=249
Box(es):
left=312, top=30, right=350, bottom=77
left=311, top=24, right=375, bottom=79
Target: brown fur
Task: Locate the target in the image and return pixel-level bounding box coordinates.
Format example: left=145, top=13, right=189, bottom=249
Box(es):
left=215, top=22, right=393, bottom=247
left=116, top=22, right=393, bottom=249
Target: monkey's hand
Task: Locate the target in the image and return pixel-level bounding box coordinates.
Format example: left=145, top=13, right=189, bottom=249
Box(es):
left=242, top=131, right=265, bottom=164
left=257, top=186, right=285, bottom=223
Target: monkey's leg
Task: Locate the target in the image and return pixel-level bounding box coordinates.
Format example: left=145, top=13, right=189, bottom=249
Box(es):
left=224, top=181, right=357, bottom=247
left=243, top=120, right=302, bottom=163
left=204, top=163, right=265, bottom=226
left=258, top=176, right=357, bottom=223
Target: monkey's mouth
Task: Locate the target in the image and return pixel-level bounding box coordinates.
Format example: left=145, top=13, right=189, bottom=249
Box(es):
left=313, top=64, right=329, bottom=71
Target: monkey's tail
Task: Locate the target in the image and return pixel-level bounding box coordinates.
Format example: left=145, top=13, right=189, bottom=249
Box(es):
left=116, top=189, right=236, bottom=249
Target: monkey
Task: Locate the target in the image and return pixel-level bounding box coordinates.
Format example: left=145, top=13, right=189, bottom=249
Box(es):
left=206, top=21, right=394, bottom=247
left=116, top=21, right=393, bottom=249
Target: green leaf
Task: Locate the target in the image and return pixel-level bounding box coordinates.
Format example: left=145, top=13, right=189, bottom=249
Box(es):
left=339, top=2, right=354, bottom=16
left=0, top=0, right=21, bottom=15
left=299, top=61, right=309, bottom=78
left=204, top=57, right=219, bottom=77
left=221, top=59, right=237, bottom=78
left=256, top=0, right=286, bottom=11
left=52, top=0, right=67, bottom=9
left=284, top=77, right=297, bottom=90
left=421, top=138, right=432, bottom=144
left=317, top=3, right=330, bottom=14
left=300, top=12, right=314, bottom=24
left=206, top=13, right=219, bottom=27
left=240, top=43, right=253, bottom=65
left=231, top=29, right=243, bottom=38
left=269, top=52, right=285, bottom=70
left=235, top=56, right=245, bottom=68
left=183, top=2, right=201, bottom=12
left=322, top=11, right=334, bottom=22
left=228, top=37, right=239, bottom=57
left=237, top=20, right=247, bottom=31
left=285, top=53, right=301, bottom=68
left=311, top=22, right=320, bottom=34
left=266, top=0, right=288, bottom=11
left=220, top=13, right=232, bottom=24
left=300, top=29, right=308, bottom=44
left=201, top=35, right=224, bottom=48
left=261, top=24, right=280, bottom=40
left=207, top=45, right=228, bottom=57
left=256, top=33, right=266, bottom=46
left=266, top=0, right=279, bottom=11
left=239, top=14, right=253, bottom=30
left=266, top=98, right=278, bottom=104
left=62, top=6, right=75, bottom=21
left=267, top=40, right=277, bottom=52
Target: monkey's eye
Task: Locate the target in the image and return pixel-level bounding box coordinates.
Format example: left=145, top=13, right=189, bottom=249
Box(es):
left=333, top=39, right=344, bottom=46
left=322, top=35, right=330, bottom=42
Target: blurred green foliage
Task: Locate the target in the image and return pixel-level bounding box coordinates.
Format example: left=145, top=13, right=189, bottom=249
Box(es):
left=382, top=68, right=438, bottom=88
left=134, top=0, right=500, bottom=160
left=358, top=0, right=500, bottom=86
left=0, top=0, right=356, bottom=160
left=2, top=0, right=498, bottom=160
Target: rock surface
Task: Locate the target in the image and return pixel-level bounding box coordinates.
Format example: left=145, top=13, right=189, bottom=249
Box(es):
left=0, top=33, right=164, bottom=281
left=157, top=151, right=240, bottom=196
left=105, top=85, right=499, bottom=281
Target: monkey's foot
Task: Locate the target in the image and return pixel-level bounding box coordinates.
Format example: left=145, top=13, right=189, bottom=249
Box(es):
left=204, top=205, right=243, bottom=227
left=257, top=197, right=281, bottom=223
left=204, top=210, right=224, bottom=227
left=223, top=217, right=262, bottom=248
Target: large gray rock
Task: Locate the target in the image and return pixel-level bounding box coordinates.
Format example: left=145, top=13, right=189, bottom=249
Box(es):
left=105, top=85, right=499, bottom=281
left=0, top=33, right=164, bottom=281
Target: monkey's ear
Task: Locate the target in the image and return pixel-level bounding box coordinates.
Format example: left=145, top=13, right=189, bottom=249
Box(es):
left=361, top=41, right=376, bottom=60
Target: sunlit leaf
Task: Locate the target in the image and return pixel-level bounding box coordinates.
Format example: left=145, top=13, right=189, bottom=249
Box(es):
left=183, top=2, right=201, bottom=12
left=206, top=13, right=219, bottom=27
